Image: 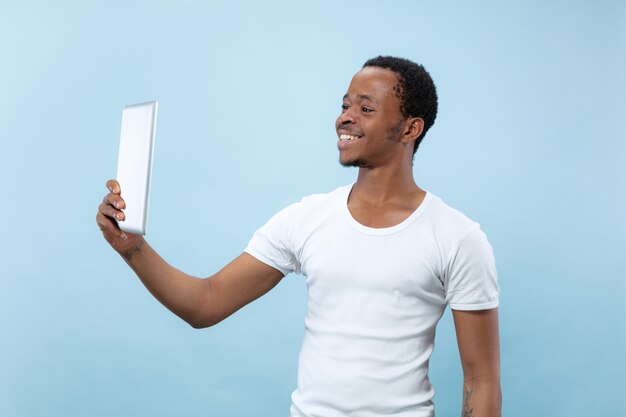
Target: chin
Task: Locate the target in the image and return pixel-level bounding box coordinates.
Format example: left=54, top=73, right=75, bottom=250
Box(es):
left=339, top=157, right=370, bottom=168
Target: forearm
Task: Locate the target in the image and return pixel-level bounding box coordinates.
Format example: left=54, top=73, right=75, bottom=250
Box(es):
left=119, top=238, right=210, bottom=327
left=462, top=376, right=501, bottom=417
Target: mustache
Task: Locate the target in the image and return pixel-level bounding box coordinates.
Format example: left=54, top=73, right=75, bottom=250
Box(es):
left=337, top=128, right=364, bottom=137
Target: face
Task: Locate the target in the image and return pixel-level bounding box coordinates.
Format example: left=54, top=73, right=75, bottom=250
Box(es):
left=336, top=66, right=407, bottom=168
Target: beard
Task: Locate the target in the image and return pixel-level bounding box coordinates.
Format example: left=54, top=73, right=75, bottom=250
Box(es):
left=339, top=157, right=371, bottom=168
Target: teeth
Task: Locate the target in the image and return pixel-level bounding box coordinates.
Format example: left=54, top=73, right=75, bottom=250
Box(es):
left=339, top=134, right=359, bottom=141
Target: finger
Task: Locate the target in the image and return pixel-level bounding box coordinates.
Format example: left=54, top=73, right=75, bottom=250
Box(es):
left=98, top=202, right=125, bottom=222
left=96, top=210, right=120, bottom=230
left=96, top=211, right=127, bottom=240
left=102, top=193, right=126, bottom=210
left=106, top=179, right=121, bottom=195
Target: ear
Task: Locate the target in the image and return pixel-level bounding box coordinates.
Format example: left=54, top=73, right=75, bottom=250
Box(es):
left=401, top=117, right=424, bottom=145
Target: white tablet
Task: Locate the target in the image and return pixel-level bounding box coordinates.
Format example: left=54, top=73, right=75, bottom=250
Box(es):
left=116, top=101, right=158, bottom=235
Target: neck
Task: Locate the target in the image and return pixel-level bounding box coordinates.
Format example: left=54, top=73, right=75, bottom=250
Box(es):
left=352, top=161, right=421, bottom=206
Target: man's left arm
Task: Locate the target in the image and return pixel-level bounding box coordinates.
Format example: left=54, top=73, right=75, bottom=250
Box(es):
left=452, top=308, right=501, bottom=417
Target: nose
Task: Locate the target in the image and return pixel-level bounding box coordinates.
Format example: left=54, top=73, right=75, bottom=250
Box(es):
left=337, top=107, right=356, bottom=126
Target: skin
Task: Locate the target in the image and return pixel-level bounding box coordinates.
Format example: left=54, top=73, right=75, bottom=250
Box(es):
left=96, top=66, right=501, bottom=416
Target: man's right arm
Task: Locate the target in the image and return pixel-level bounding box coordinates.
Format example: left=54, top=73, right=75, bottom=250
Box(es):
left=96, top=179, right=284, bottom=328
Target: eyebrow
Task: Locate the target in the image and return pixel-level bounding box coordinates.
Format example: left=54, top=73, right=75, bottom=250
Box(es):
left=343, top=94, right=378, bottom=103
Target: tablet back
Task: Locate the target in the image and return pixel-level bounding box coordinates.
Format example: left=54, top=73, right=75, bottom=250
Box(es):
left=116, top=101, right=158, bottom=235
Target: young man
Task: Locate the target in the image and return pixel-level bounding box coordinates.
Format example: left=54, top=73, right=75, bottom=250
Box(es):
left=97, top=56, right=501, bottom=417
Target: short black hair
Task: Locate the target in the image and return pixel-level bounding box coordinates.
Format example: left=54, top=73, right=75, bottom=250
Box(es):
left=363, top=56, right=438, bottom=154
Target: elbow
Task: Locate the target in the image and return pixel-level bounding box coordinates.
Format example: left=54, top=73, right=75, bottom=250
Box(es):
left=186, top=314, right=220, bottom=329
left=186, top=310, right=226, bottom=329
left=463, top=369, right=501, bottom=388
left=185, top=276, right=221, bottom=329
left=189, top=320, right=211, bottom=330
left=188, top=321, right=218, bottom=330
left=184, top=276, right=233, bottom=329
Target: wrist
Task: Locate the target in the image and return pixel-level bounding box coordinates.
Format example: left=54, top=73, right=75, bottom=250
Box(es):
left=118, top=236, right=146, bottom=262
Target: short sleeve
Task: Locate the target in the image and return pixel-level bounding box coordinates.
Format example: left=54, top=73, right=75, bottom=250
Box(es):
left=444, top=226, right=500, bottom=310
left=244, top=203, right=301, bottom=277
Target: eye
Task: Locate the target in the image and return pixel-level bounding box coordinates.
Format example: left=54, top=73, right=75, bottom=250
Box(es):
left=361, top=106, right=374, bottom=113
left=341, top=104, right=350, bottom=112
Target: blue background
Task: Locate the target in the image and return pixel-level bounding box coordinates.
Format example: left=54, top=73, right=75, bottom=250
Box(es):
left=1, top=1, right=624, bottom=416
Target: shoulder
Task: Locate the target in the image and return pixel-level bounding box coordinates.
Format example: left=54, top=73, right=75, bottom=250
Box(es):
left=262, top=183, right=350, bottom=229
left=283, top=183, right=350, bottom=217
left=425, top=193, right=482, bottom=240
left=425, top=194, right=496, bottom=277
left=301, top=183, right=351, bottom=206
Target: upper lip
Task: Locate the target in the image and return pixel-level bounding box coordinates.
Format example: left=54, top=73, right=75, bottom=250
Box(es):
left=337, top=129, right=363, bottom=138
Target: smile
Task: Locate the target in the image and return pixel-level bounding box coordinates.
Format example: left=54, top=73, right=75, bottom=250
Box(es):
left=339, top=133, right=362, bottom=142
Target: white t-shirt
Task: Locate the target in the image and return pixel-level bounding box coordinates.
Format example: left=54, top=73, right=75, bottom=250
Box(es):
left=244, top=184, right=499, bottom=417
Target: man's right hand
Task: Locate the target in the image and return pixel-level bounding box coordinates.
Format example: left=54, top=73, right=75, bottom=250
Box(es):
left=95, top=179, right=284, bottom=328
left=96, top=179, right=144, bottom=255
